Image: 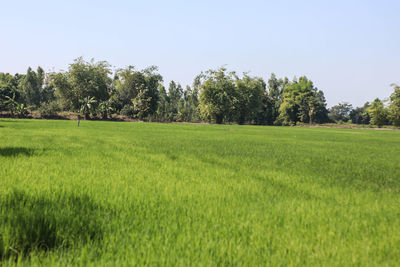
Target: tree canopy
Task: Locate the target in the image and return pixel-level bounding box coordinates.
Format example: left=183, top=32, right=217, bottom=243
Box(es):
left=0, top=58, right=398, bottom=127
left=51, top=57, right=112, bottom=111
left=277, top=77, right=328, bottom=125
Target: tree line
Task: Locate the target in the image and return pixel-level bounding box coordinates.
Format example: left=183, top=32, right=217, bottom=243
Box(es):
left=0, top=57, right=399, bottom=127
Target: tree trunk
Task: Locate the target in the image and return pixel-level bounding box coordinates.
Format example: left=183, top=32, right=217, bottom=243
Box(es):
left=309, top=107, right=315, bottom=125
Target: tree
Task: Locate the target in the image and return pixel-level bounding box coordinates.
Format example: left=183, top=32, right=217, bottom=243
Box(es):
left=267, top=73, right=287, bottom=122
left=0, top=73, right=22, bottom=111
left=4, top=90, right=28, bottom=118
left=14, top=103, right=28, bottom=118
left=254, top=91, right=274, bottom=125
left=132, top=66, right=162, bottom=120
left=177, top=85, right=199, bottom=122
left=21, top=67, right=41, bottom=107
left=368, top=98, right=388, bottom=127
left=4, top=93, right=19, bottom=116
left=51, top=72, right=72, bottom=109
left=277, top=92, right=298, bottom=125
left=328, top=102, right=353, bottom=122
left=277, top=76, right=328, bottom=125
left=350, top=102, right=370, bottom=124
left=311, top=90, right=329, bottom=124
left=114, top=65, right=162, bottom=120
left=80, top=96, right=97, bottom=120
left=168, top=81, right=183, bottom=121
left=198, top=67, right=237, bottom=124
left=114, top=66, right=146, bottom=110
left=388, top=83, right=400, bottom=127
left=156, top=85, right=170, bottom=121
left=37, top=66, right=45, bottom=90
left=132, top=88, right=152, bottom=120
left=40, top=71, right=56, bottom=103
left=52, top=57, right=112, bottom=111
left=98, top=100, right=113, bottom=119
left=234, top=75, right=265, bottom=124
left=141, top=66, right=162, bottom=117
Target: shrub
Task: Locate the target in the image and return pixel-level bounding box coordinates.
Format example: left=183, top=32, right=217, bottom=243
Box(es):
left=120, top=104, right=134, bottom=118
left=15, top=104, right=29, bottom=118
left=39, top=101, right=61, bottom=118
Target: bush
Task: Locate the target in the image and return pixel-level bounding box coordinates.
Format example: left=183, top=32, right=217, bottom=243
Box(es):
left=39, top=101, right=61, bottom=118
left=120, top=104, right=134, bottom=118
left=15, top=104, right=29, bottom=118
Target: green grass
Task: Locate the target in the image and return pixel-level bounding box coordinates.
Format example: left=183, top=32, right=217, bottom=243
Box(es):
left=0, top=119, right=399, bottom=266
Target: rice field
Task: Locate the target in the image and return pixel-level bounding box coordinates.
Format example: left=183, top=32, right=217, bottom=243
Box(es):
left=0, top=119, right=400, bottom=266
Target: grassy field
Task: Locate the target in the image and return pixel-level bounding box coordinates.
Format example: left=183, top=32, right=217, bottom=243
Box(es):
left=0, top=119, right=399, bottom=266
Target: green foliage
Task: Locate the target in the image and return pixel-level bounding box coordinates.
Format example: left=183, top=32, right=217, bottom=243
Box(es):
left=328, top=102, right=353, bottom=122
left=39, top=101, right=61, bottom=118
left=98, top=100, right=113, bottom=119
left=267, top=73, right=287, bottom=123
left=114, top=66, right=162, bottom=120
left=254, top=91, right=274, bottom=125
left=114, top=66, right=146, bottom=109
left=0, top=73, right=23, bottom=111
left=155, top=83, right=199, bottom=122
left=1, top=59, right=397, bottom=128
left=120, top=104, right=135, bottom=118
left=20, top=67, right=42, bottom=108
left=51, top=58, right=112, bottom=111
left=3, top=93, right=30, bottom=118
left=14, top=104, right=28, bottom=118
left=40, top=73, right=57, bottom=104
left=79, top=96, right=97, bottom=119
left=311, top=90, right=330, bottom=123
left=368, top=98, right=389, bottom=127
left=388, top=84, right=400, bottom=126
left=277, top=76, right=328, bottom=125
left=234, top=75, right=265, bottom=124
left=198, top=68, right=268, bottom=124
left=198, top=68, right=237, bottom=123
left=3, top=93, right=19, bottom=116
left=1, top=120, right=400, bottom=265
left=168, top=81, right=183, bottom=120
left=156, top=85, right=171, bottom=121
left=178, top=85, right=199, bottom=122
left=132, top=89, right=152, bottom=120
left=350, top=103, right=370, bottom=124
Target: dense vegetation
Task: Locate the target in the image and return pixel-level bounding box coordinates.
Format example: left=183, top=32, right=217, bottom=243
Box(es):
left=1, top=58, right=399, bottom=126
left=1, top=119, right=399, bottom=265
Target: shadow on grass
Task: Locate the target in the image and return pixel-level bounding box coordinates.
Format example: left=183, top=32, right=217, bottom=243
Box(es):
left=0, top=147, right=36, bottom=157
left=0, top=190, right=109, bottom=261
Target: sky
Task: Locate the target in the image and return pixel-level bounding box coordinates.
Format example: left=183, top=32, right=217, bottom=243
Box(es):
left=1, top=0, right=399, bottom=107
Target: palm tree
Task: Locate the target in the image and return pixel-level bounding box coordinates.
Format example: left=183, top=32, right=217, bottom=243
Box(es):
left=98, top=100, right=113, bottom=119
left=77, top=96, right=96, bottom=126
left=80, top=96, right=96, bottom=119
left=15, top=104, right=28, bottom=118
left=4, top=93, right=18, bottom=117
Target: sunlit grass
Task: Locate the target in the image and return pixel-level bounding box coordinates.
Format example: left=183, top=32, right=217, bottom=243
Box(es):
left=1, top=119, right=399, bottom=266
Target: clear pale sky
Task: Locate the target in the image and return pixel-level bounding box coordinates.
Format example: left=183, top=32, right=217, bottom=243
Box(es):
left=1, top=0, right=399, bottom=107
